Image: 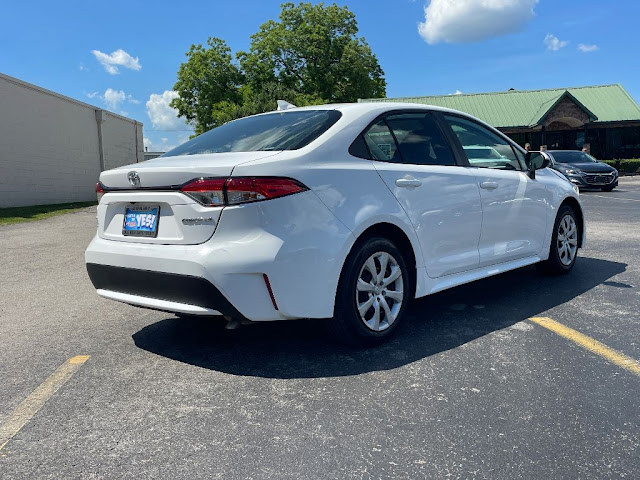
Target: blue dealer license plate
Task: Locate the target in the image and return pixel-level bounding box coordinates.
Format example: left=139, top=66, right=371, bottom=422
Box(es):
left=122, top=205, right=160, bottom=237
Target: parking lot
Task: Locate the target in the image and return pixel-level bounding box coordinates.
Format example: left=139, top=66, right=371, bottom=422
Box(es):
left=1, top=177, right=638, bottom=479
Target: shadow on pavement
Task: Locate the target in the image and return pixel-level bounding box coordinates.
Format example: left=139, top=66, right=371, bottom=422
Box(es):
left=133, top=257, right=625, bottom=379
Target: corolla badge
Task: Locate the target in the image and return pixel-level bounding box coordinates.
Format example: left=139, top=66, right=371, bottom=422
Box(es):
left=128, top=171, right=141, bottom=187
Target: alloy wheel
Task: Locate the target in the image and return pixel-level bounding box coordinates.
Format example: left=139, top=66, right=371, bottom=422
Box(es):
left=557, top=214, right=578, bottom=266
left=355, top=251, right=404, bottom=331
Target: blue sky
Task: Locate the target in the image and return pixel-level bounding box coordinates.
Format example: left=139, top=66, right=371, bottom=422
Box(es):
left=1, top=0, right=638, bottom=152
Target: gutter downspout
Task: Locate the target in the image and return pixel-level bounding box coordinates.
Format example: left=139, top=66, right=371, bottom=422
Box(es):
left=95, top=109, right=105, bottom=172
left=134, top=121, right=140, bottom=163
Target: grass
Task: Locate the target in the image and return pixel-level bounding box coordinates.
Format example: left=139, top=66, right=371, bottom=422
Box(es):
left=0, top=201, right=97, bottom=226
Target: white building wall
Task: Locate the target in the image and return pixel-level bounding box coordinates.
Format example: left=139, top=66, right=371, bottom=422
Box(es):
left=0, top=73, right=143, bottom=207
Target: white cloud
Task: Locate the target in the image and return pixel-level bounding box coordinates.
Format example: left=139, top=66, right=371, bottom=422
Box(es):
left=146, top=90, right=186, bottom=131
left=91, top=49, right=141, bottom=74
left=418, top=0, right=539, bottom=44
left=578, top=43, right=598, bottom=53
left=103, top=88, right=126, bottom=109
left=85, top=88, right=138, bottom=111
left=450, top=89, right=463, bottom=95
left=544, top=33, right=569, bottom=51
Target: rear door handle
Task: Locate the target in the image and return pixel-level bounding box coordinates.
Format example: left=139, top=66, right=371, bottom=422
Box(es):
left=479, top=181, right=499, bottom=190
left=395, top=178, right=422, bottom=188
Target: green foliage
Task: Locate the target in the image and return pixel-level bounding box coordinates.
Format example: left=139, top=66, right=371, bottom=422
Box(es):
left=0, top=202, right=97, bottom=226
left=171, top=37, right=244, bottom=135
left=603, top=159, right=640, bottom=173
left=172, top=2, right=386, bottom=134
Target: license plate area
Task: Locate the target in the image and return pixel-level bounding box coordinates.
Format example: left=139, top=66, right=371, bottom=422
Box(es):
left=122, top=205, right=160, bottom=237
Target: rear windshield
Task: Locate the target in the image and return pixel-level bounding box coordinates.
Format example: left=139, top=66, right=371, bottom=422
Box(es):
left=551, top=151, right=597, bottom=164
left=163, top=110, right=341, bottom=157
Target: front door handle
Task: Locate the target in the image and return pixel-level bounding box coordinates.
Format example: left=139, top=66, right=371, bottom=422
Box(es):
left=396, top=178, right=422, bottom=188
left=479, top=181, right=499, bottom=190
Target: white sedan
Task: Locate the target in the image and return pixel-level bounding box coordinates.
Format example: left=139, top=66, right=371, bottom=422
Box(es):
left=86, top=102, right=584, bottom=345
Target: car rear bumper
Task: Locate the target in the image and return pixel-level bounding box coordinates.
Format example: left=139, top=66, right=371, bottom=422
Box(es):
left=85, top=191, right=354, bottom=321
left=87, top=263, right=245, bottom=318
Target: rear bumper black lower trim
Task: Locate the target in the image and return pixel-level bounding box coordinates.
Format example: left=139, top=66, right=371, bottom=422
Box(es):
left=86, top=263, right=245, bottom=319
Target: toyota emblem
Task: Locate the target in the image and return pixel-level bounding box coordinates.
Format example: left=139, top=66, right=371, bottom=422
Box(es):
left=128, top=171, right=141, bottom=187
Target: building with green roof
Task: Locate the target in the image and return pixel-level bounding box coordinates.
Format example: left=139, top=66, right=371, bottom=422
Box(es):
left=360, top=85, right=640, bottom=159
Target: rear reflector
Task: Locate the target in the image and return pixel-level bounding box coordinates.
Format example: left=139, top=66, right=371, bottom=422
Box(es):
left=180, top=177, right=308, bottom=207
left=262, top=274, right=279, bottom=311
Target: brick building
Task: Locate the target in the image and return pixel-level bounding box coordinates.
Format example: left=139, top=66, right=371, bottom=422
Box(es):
left=362, top=85, right=640, bottom=159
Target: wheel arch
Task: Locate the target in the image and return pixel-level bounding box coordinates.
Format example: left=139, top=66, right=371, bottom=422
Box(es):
left=335, top=222, right=419, bottom=314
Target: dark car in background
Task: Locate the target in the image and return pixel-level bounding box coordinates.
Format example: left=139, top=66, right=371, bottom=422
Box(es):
left=547, top=150, right=618, bottom=191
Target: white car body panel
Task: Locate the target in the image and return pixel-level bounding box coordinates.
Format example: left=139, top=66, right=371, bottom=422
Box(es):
left=471, top=168, right=550, bottom=266
left=373, top=162, right=483, bottom=278
left=85, top=102, right=585, bottom=323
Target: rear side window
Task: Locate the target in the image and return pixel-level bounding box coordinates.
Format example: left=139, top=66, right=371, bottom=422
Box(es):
left=163, top=110, right=342, bottom=157
left=385, top=113, right=456, bottom=166
left=363, top=120, right=399, bottom=162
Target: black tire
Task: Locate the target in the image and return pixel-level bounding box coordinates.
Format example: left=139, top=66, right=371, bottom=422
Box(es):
left=538, top=205, right=579, bottom=275
left=331, top=237, right=411, bottom=347
left=601, top=185, right=615, bottom=192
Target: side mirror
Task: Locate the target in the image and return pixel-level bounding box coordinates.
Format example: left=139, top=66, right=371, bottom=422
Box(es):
left=525, top=151, right=550, bottom=179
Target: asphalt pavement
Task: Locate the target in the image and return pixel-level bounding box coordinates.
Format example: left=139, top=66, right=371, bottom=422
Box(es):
left=0, top=178, right=638, bottom=479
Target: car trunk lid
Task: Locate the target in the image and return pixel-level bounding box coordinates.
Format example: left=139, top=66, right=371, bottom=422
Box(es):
left=97, top=151, right=281, bottom=245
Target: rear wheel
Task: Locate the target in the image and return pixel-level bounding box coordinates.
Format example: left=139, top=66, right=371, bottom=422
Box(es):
left=538, top=205, right=579, bottom=274
left=331, top=238, right=411, bottom=346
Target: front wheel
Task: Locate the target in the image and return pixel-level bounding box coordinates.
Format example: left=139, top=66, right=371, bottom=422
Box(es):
left=538, top=205, right=579, bottom=274
left=601, top=185, right=615, bottom=192
left=331, top=238, right=411, bottom=346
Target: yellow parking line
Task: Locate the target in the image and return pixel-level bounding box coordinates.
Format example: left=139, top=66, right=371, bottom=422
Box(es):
left=529, top=317, right=640, bottom=376
left=0, top=355, right=90, bottom=452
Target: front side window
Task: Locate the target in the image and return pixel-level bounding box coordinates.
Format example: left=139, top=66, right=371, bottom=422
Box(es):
left=443, top=115, right=521, bottom=171
left=385, top=113, right=456, bottom=166
left=163, top=110, right=342, bottom=157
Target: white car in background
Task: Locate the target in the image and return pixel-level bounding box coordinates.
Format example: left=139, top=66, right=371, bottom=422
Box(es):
left=86, top=103, right=585, bottom=345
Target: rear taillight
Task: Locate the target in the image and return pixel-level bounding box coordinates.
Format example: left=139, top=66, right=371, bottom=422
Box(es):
left=225, top=177, right=307, bottom=205
left=180, top=177, right=308, bottom=207
left=180, top=178, right=226, bottom=206
left=96, top=183, right=104, bottom=203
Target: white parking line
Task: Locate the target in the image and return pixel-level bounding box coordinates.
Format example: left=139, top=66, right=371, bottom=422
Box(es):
left=584, top=194, right=640, bottom=202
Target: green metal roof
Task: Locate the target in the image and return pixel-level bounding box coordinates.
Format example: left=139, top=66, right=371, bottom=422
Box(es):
left=360, top=84, right=640, bottom=128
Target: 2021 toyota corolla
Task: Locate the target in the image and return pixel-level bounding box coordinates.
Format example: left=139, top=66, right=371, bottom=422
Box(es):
left=86, top=103, right=585, bottom=345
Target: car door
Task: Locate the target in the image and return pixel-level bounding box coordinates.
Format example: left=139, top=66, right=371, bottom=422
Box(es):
left=360, top=111, right=483, bottom=278
left=439, top=113, right=550, bottom=267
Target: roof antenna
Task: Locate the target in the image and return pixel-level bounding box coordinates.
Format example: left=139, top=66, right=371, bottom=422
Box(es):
left=277, top=100, right=297, bottom=111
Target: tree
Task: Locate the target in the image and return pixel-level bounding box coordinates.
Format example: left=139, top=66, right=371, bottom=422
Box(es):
left=171, top=37, right=243, bottom=135
left=239, top=2, right=385, bottom=103
left=172, top=2, right=386, bottom=134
